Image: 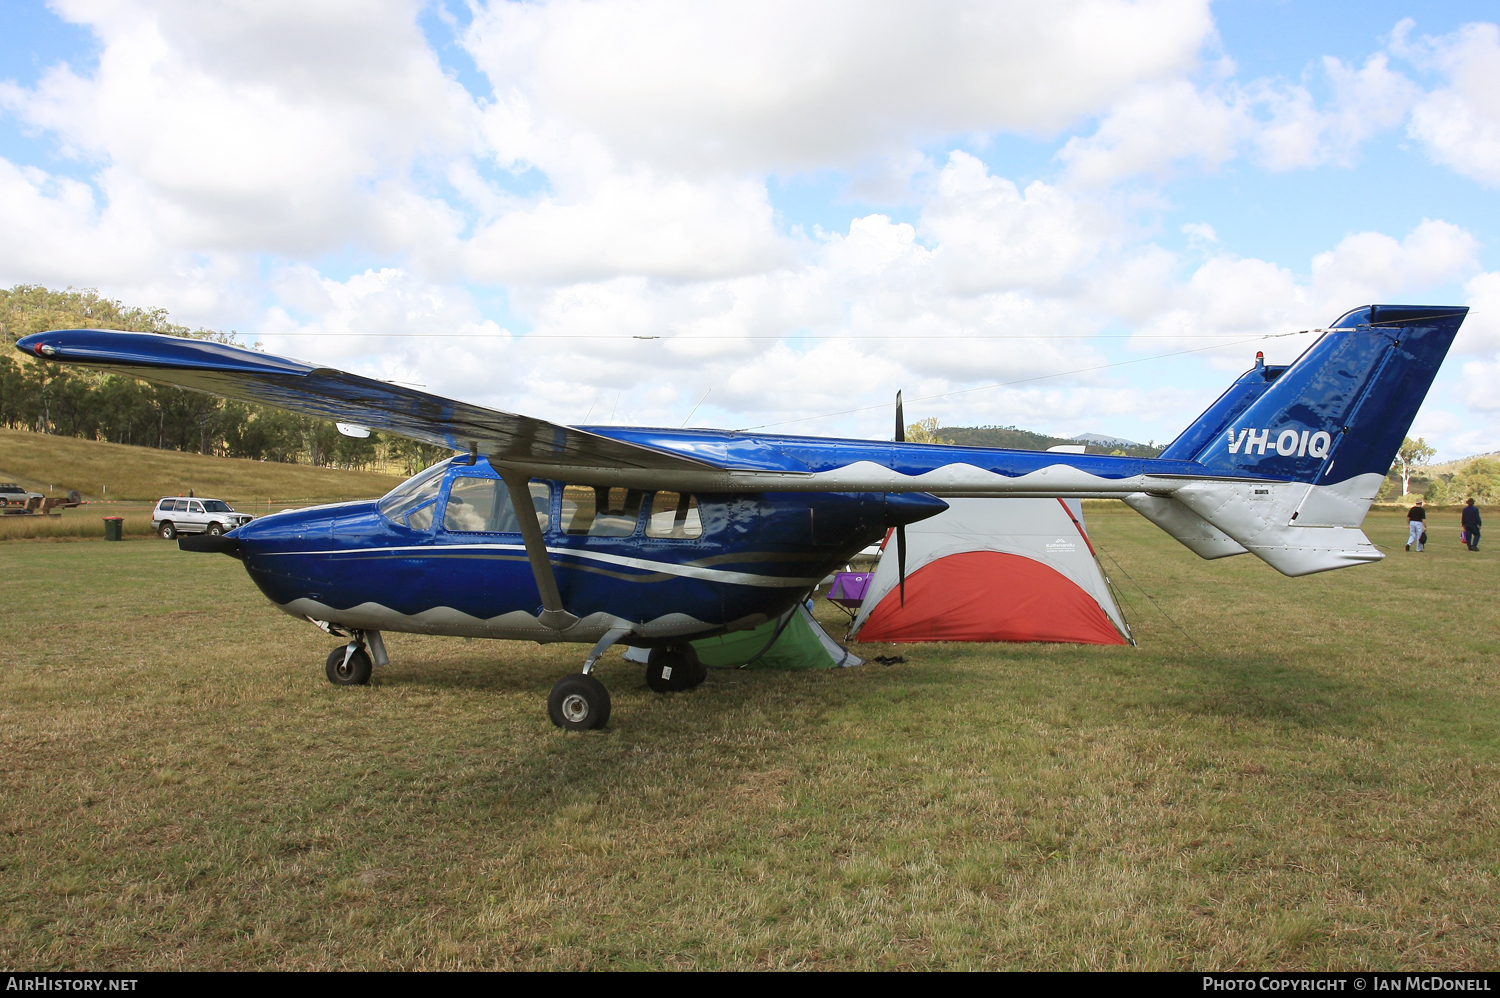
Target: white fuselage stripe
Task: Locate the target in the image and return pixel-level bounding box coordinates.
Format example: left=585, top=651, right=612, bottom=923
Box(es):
left=258, top=543, right=820, bottom=588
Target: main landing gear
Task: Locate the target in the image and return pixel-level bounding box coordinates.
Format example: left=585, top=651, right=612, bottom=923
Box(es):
left=546, top=628, right=708, bottom=731
left=644, top=645, right=706, bottom=693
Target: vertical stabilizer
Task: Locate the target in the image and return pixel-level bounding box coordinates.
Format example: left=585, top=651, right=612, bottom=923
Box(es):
left=1131, top=305, right=1466, bottom=576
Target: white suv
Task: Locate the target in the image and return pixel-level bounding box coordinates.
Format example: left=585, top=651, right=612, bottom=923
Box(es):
left=152, top=497, right=254, bottom=539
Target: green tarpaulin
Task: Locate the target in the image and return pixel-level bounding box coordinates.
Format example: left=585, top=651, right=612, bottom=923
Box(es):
left=689, top=605, right=862, bottom=670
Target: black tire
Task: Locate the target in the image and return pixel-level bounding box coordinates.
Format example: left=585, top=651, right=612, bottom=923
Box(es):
left=159, top=521, right=176, bottom=540
left=325, top=646, right=372, bottom=686
left=645, top=646, right=700, bottom=692
left=548, top=674, right=611, bottom=730
left=207, top=522, right=224, bottom=537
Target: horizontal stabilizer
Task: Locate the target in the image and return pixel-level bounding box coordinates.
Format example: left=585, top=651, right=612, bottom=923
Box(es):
left=1122, top=494, right=1246, bottom=560
left=1168, top=476, right=1385, bottom=576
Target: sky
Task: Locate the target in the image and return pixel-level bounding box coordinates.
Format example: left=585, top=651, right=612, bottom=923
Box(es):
left=1, top=0, right=1498, bottom=458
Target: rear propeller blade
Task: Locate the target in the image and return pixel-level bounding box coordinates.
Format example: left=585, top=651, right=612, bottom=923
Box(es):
left=897, top=523, right=907, bottom=607
left=895, top=389, right=906, bottom=604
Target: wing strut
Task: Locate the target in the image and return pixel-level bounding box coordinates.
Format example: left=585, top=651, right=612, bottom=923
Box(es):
left=501, top=472, right=578, bottom=630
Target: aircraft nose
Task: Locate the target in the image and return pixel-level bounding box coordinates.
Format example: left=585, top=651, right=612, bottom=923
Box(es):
left=883, top=492, right=948, bottom=527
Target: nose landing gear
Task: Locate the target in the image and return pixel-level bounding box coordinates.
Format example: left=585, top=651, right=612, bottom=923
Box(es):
left=322, top=628, right=388, bottom=686
left=326, top=644, right=372, bottom=685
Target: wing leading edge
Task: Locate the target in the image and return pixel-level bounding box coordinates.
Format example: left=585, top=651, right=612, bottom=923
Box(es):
left=15, top=329, right=717, bottom=475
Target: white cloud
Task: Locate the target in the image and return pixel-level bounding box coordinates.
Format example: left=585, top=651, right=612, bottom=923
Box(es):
left=463, top=171, right=788, bottom=284
left=1, top=3, right=1495, bottom=457
left=1127, top=219, right=1480, bottom=370
left=1309, top=219, right=1479, bottom=308
left=1057, top=51, right=1419, bottom=184
left=1456, top=271, right=1500, bottom=355
left=464, top=0, right=1214, bottom=175
left=0, top=0, right=477, bottom=256
left=1057, top=79, right=1247, bottom=185
left=1398, top=20, right=1500, bottom=188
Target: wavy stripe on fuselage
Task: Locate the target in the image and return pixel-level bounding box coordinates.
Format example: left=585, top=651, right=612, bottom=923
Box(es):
left=257, top=543, right=822, bottom=588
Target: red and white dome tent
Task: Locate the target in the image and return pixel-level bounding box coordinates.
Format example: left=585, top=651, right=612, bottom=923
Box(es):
left=849, top=497, right=1133, bottom=646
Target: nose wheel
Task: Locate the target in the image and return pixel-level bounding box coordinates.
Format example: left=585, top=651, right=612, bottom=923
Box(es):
left=326, top=645, right=372, bottom=685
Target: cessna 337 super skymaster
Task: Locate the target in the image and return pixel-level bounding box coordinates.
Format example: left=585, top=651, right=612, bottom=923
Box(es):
left=17, top=304, right=1466, bottom=729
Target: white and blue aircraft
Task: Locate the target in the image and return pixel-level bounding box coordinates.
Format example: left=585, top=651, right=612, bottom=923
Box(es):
left=17, top=304, right=1466, bottom=729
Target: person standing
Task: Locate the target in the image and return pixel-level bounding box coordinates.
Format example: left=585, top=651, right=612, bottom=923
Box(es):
left=1407, top=499, right=1427, bottom=551
left=1463, top=498, right=1482, bottom=551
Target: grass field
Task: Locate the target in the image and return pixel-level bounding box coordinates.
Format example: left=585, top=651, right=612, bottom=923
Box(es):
left=0, top=427, right=405, bottom=503
left=2, top=505, right=1498, bottom=970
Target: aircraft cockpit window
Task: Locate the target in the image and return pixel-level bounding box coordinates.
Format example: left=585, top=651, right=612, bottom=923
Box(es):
left=645, top=492, right=702, bottom=539
left=378, top=462, right=446, bottom=529
left=560, top=485, right=645, bottom=537
left=406, top=501, right=435, bottom=531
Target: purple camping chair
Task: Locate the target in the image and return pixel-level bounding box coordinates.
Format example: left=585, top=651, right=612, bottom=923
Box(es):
left=826, top=572, right=873, bottom=621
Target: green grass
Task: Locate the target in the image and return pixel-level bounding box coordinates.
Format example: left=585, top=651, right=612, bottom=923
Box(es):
left=2, top=505, right=1499, bottom=969
left=0, top=426, right=405, bottom=503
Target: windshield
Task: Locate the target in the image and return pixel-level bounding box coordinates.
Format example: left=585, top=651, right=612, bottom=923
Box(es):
left=201, top=500, right=232, bottom=512
left=377, top=461, right=450, bottom=527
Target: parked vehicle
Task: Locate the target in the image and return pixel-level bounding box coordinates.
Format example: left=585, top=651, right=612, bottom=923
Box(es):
left=0, top=483, right=45, bottom=514
left=151, top=497, right=254, bottom=539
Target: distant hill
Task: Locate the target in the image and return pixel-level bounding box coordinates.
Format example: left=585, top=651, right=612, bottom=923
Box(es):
left=0, top=427, right=405, bottom=503
left=939, top=425, right=1163, bottom=458
left=1072, top=431, right=1143, bottom=448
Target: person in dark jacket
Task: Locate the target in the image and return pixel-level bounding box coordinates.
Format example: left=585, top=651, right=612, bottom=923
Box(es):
left=1407, top=500, right=1426, bottom=551
left=1462, top=498, right=1482, bottom=551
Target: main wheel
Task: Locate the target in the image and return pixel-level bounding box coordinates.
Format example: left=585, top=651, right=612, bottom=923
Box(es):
left=645, top=646, right=701, bottom=692
left=325, top=646, right=372, bottom=686
left=548, top=674, right=611, bottom=730
left=207, top=522, right=224, bottom=536
left=159, top=521, right=176, bottom=540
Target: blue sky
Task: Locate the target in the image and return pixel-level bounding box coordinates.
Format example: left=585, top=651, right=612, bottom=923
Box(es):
left=1, top=0, right=1497, bottom=457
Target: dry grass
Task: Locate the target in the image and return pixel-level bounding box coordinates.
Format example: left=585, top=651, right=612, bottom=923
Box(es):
left=2, top=506, right=1499, bottom=969
left=0, top=504, right=157, bottom=541
left=0, top=426, right=405, bottom=503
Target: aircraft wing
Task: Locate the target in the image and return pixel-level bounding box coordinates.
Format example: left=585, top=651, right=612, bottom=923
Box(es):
left=15, top=329, right=718, bottom=474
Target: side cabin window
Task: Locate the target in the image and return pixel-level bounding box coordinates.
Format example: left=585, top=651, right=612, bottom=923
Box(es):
left=559, top=485, right=645, bottom=537
left=645, top=492, right=702, bottom=539
left=443, top=477, right=549, bottom=534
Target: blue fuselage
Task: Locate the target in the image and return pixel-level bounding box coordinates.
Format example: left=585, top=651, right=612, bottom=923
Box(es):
left=232, top=455, right=946, bottom=644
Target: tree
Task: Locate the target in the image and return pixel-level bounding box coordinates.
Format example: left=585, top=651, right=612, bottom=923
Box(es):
left=1392, top=437, right=1436, bottom=497
left=905, top=417, right=955, bottom=445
